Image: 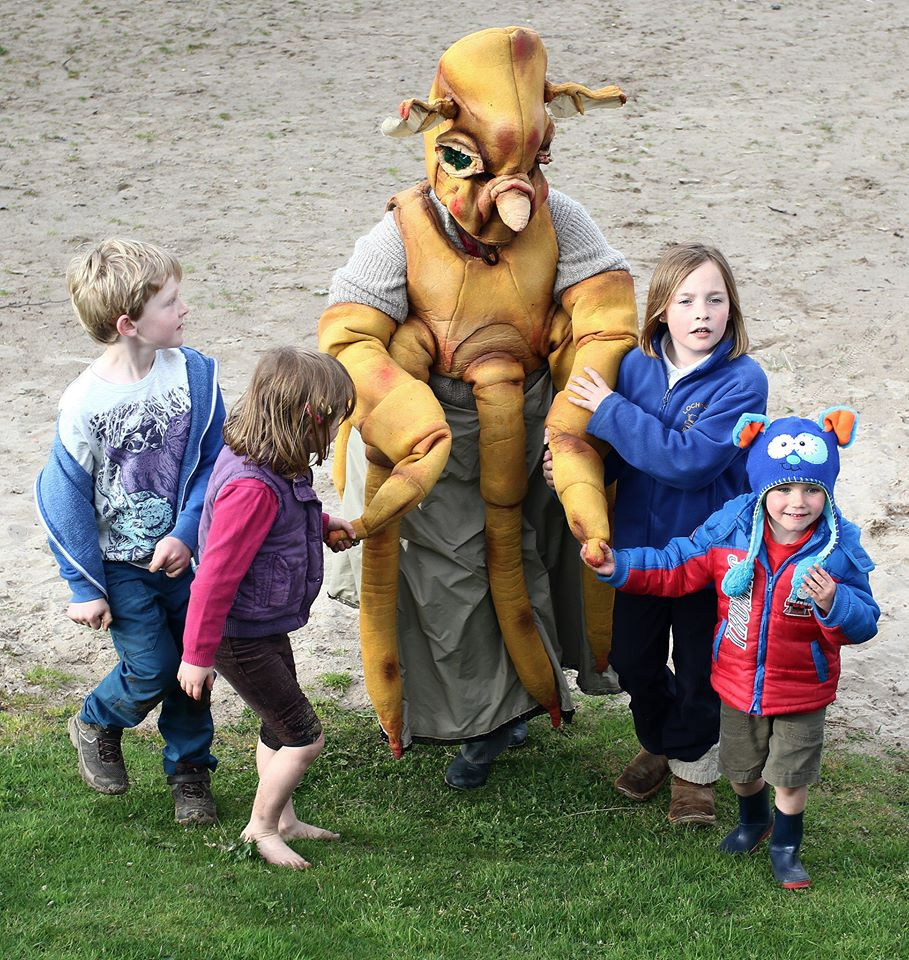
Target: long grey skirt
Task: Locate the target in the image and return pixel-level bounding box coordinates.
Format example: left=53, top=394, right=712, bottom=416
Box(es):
left=327, top=369, right=611, bottom=747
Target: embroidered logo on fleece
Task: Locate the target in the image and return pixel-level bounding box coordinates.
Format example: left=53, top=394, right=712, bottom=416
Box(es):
left=681, top=401, right=707, bottom=433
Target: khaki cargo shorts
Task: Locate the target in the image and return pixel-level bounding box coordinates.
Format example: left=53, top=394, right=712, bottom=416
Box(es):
left=718, top=702, right=826, bottom=788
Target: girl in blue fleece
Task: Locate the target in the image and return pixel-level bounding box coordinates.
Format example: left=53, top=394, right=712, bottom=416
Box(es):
left=566, top=242, right=768, bottom=825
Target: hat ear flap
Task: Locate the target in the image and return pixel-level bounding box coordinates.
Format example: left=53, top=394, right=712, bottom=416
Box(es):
left=732, top=413, right=770, bottom=449
left=818, top=406, right=859, bottom=448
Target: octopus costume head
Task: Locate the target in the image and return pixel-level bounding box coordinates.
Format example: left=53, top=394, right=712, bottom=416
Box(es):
left=382, top=26, right=625, bottom=247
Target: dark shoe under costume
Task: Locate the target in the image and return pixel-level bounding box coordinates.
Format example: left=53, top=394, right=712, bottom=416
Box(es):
left=68, top=713, right=128, bottom=795
left=444, top=754, right=492, bottom=790
left=613, top=748, right=670, bottom=801
left=507, top=720, right=529, bottom=749
left=720, top=784, right=773, bottom=853
left=769, top=809, right=811, bottom=889
left=167, top=764, right=217, bottom=825
left=667, top=776, right=716, bottom=826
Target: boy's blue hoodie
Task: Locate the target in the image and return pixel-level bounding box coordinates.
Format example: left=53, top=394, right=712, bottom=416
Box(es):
left=34, top=346, right=225, bottom=603
left=587, top=335, right=768, bottom=549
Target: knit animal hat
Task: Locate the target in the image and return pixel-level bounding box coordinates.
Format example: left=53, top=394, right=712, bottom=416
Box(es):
left=720, top=406, right=859, bottom=601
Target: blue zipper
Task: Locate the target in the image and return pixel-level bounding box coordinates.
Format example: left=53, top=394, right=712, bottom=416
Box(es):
left=749, top=525, right=826, bottom=714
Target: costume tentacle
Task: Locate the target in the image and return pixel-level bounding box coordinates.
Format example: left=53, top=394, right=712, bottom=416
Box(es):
left=466, top=355, right=561, bottom=726
left=332, top=419, right=352, bottom=499
left=358, top=459, right=404, bottom=758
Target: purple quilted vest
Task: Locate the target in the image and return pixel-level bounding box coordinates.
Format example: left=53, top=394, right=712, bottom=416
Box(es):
left=198, top=446, right=324, bottom=638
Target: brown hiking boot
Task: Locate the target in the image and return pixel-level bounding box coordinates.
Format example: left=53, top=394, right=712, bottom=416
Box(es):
left=667, top=776, right=716, bottom=826
left=167, top=765, right=217, bottom=826
left=613, top=748, right=670, bottom=801
left=68, top=713, right=128, bottom=795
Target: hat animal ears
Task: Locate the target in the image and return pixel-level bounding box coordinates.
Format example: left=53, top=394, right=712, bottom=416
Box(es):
left=818, top=406, right=859, bottom=448
left=731, top=406, right=859, bottom=450
left=732, top=413, right=770, bottom=449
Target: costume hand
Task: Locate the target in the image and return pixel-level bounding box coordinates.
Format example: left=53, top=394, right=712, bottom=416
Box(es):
left=580, top=539, right=615, bottom=577
left=325, top=515, right=358, bottom=552
left=177, top=661, right=215, bottom=701
left=67, top=598, right=112, bottom=631
left=149, top=536, right=192, bottom=577
left=802, top=564, right=836, bottom=615
left=566, top=366, right=612, bottom=413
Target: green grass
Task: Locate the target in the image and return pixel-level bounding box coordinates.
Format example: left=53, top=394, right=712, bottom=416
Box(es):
left=1, top=696, right=906, bottom=960
left=23, top=667, right=79, bottom=691
left=318, top=671, right=354, bottom=695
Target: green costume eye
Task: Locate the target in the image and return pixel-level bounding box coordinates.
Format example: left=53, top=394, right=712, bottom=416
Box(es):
left=435, top=141, right=484, bottom=178
left=442, top=146, right=472, bottom=171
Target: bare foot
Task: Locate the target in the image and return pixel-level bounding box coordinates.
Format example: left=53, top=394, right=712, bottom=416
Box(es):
left=242, top=827, right=311, bottom=869
left=278, top=817, right=340, bottom=841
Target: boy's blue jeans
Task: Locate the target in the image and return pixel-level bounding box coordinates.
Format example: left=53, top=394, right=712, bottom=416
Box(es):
left=80, top=562, right=216, bottom=776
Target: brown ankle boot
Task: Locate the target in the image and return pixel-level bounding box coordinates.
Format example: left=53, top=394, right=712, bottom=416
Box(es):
left=667, top=776, right=716, bottom=826
left=613, top=748, right=670, bottom=800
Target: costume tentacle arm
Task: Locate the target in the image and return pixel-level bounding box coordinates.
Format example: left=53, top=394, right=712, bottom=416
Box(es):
left=546, top=269, right=638, bottom=566
left=318, top=304, right=452, bottom=540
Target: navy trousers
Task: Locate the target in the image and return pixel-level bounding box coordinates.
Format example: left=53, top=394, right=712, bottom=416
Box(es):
left=609, top=589, right=720, bottom=763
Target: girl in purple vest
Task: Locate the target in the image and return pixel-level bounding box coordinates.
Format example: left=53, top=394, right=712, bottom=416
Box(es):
left=178, top=347, right=357, bottom=869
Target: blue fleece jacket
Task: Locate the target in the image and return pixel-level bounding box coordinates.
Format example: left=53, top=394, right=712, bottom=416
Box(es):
left=34, top=346, right=225, bottom=603
left=587, top=336, right=768, bottom=549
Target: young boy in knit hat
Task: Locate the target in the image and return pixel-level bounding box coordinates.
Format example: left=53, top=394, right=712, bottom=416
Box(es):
left=581, top=406, right=879, bottom=889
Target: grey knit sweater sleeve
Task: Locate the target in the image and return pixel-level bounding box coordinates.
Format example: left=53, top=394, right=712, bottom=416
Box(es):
left=548, top=189, right=630, bottom=300
left=327, top=189, right=630, bottom=320
left=328, top=211, right=409, bottom=322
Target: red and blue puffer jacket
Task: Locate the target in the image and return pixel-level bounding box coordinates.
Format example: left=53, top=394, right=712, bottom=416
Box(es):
left=602, top=493, right=879, bottom=716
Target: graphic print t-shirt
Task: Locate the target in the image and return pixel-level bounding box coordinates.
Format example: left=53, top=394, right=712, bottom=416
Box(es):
left=57, top=349, right=190, bottom=563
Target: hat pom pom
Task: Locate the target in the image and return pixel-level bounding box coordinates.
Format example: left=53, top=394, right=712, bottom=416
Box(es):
left=790, top=555, right=822, bottom=601
left=722, top=561, right=753, bottom=598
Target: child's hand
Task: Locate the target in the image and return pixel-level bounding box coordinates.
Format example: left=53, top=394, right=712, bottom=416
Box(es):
left=541, top=428, right=555, bottom=491
left=149, top=536, right=192, bottom=577
left=580, top=539, right=615, bottom=577
left=802, top=564, right=837, bottom=615
left=177, top=661, right=215, bottom=701
left=542, top=447, right=555, bottom=490
left=325, top=515, right=358, bottom=552
left=567, top=366, right=612, bottom=413
left=67, top=598, right=112, bottom=630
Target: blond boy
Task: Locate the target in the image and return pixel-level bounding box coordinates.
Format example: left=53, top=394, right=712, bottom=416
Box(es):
left=35, top=238, right=225, bottom=824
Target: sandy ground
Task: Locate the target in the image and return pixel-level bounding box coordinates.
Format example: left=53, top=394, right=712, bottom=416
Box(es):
left=1, top=0, right=906, bottom=756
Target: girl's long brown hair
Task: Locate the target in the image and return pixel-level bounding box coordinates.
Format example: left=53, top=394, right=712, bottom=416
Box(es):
left=640, top=243, right=750, bottom=359
left=223, top=347, right=356, bottom=479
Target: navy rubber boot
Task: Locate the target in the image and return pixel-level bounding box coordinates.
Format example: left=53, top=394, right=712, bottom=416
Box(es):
left=719, top=784, right=773, bottom=854
left=769, top=809, right=811, bottom=889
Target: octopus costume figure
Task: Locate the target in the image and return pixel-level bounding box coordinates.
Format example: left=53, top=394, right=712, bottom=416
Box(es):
left=319, top=26, right=638, bottom=786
